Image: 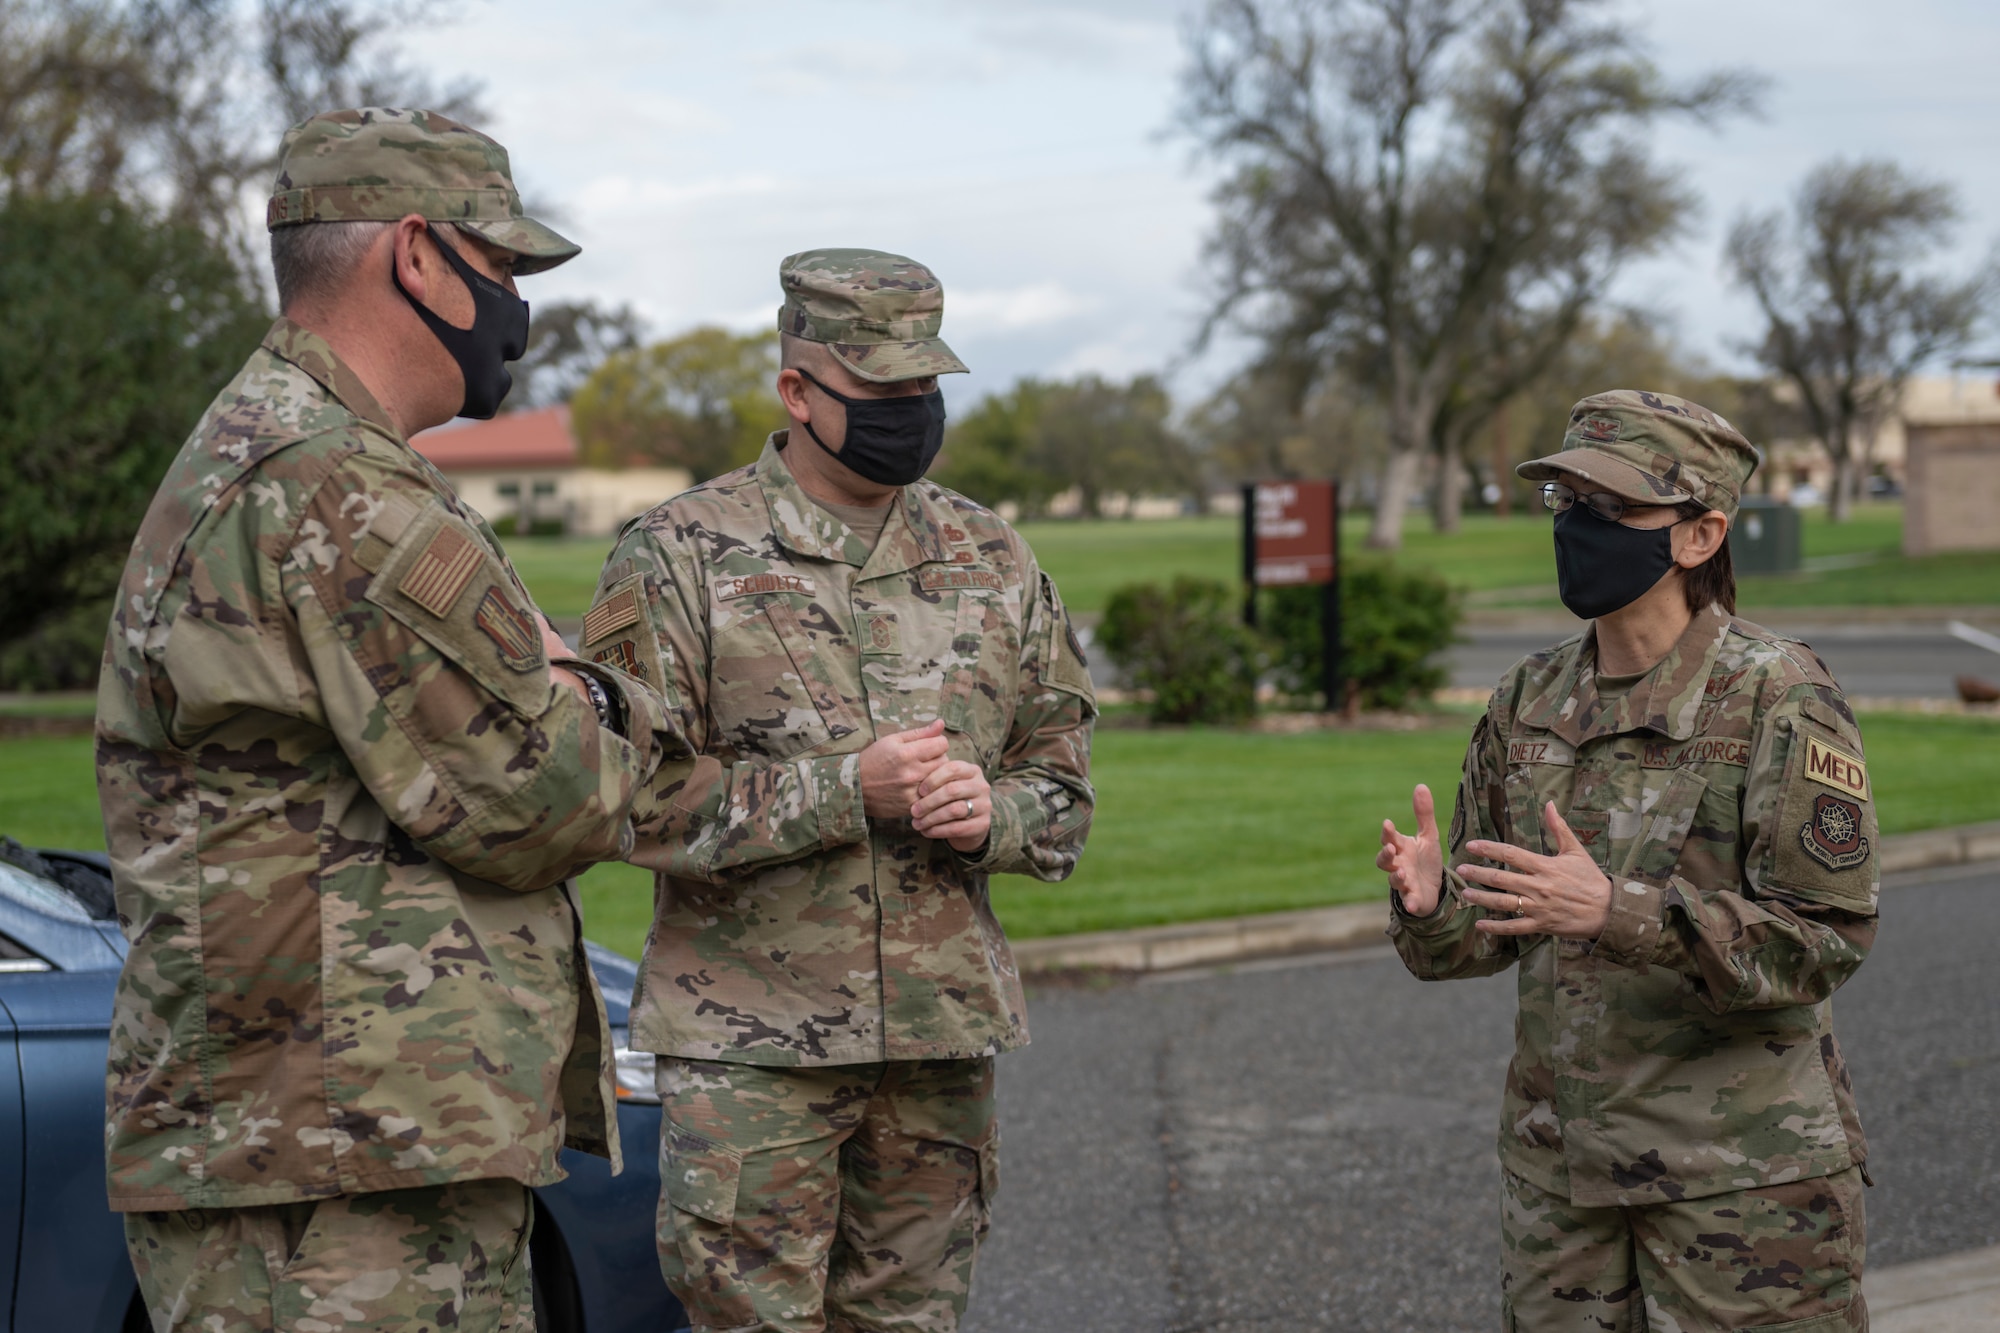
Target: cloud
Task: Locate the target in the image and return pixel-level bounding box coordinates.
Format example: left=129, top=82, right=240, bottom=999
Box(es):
left=572, top=174, right=785, bottom=216
left=947, top=282, right=1097, bottom=333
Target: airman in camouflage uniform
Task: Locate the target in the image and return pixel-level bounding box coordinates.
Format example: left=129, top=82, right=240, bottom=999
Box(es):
left=98, top=108, right=683, bottom=1332
left=1381, top=392, right=1875, bottom=1332
left=581, top=249, right=1096, bottom=1332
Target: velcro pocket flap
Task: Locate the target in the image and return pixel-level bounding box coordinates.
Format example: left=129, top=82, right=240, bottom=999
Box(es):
left=660, top=1122, right=741, bottom=1226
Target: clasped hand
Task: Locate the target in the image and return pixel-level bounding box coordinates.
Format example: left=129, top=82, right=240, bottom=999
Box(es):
left=858, top=719, right=992, bottom=853
left=1377, top=784, right=1613, bottom=940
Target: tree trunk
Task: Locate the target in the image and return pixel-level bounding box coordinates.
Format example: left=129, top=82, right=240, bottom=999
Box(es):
left=1827, top=452, right=1856, bottom=523
left=1369, top=448, right=1422, bottom=548
left=1433, top=432, right=1466, bottom=534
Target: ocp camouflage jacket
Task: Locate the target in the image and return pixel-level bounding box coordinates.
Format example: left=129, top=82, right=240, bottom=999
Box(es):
left=581, top=434, right=1096, bottom=1066
left=97, top=320, right=680, bottom=1212
left=1392, top=604, right=1877, bottom=1207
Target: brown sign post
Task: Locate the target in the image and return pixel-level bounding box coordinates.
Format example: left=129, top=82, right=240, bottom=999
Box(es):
left=1242, top=480, right=1342, bottom=710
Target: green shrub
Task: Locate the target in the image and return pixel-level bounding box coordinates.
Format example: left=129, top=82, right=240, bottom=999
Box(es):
left=0, top=597, right=113, bottom=692
left=1098, top=577, right=1264, bottom=724
left=1263, top=562, right=1461, bottom=709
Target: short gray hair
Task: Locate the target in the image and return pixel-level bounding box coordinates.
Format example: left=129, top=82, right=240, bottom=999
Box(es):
left=269, top=220, right=480, bottom=312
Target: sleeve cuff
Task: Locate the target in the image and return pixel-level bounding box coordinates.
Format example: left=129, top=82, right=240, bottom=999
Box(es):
left=1391, top=870, right=1470, bottom=938
left=1592, top=874, right=1668, bottom=968
left=952, top=793, right=1023, bottom=873
left=805, top=752, right=868, bottom=851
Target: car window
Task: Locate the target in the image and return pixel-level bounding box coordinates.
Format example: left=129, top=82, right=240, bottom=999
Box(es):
left=0, top=860, right=95, bottom=925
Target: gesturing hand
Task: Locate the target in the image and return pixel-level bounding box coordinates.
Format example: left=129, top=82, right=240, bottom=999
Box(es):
left=910, top=759, right=993, bottom=853
left=1377, top=783, right=1445, bottom=917
left=859, top=719, right=951, bottom=821
left=1459, top=801, right=1612, bottom=940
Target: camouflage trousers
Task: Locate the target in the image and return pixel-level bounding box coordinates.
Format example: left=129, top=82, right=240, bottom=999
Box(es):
left=654, top=1056, right=998, bottom=1333
left=1500, top=1167, right=1867, bottom=1332
left=123, top=1179, right=534, bottom=1333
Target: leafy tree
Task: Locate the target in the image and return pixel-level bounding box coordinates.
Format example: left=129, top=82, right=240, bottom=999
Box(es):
left=505, top=299, right=645, bottom=409
left=570, top=326, right=787, bottom=480
left=0, top=191, right=268, bottom=686
left=936, top=373, right=1195, bottom=517
left=1175, top=0, right=1754, bottom=547
left=1726, top=159, right=1995, bottom=520
left=934, top=381, right=1066, bottom=514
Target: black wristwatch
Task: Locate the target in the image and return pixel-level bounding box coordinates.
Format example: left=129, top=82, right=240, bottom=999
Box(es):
left=577, top=671, right=624, bottom=738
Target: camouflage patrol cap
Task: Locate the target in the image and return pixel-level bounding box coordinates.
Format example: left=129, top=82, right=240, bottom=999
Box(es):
left=267, top=107, right=579, bottom=276
left=1517, top=389, right=1759, bottom=521
left=778, top=248, right=968, bottom=383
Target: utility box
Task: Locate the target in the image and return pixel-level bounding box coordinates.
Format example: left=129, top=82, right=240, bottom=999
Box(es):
left=1730, top=496, right=1800, bottom=575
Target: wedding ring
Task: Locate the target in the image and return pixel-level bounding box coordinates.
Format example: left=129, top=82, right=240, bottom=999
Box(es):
left=965, top=799, right=975, bottom=818
left=1512, top=894, right=1526, bottom=916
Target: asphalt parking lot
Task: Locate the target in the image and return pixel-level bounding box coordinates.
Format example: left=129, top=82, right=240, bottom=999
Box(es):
left=963, top=863, right=2000, bottom=1332
left=1451, top=622, right=2000, bottom=699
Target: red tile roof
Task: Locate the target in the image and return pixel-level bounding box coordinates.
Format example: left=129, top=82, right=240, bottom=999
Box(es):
left=412, top=405, right=577, bottom=471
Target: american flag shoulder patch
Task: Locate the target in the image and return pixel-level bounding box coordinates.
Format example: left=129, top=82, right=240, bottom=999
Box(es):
left=583, top=587, right=642, bottom=644
left=400, top=522, right=484, bottom=617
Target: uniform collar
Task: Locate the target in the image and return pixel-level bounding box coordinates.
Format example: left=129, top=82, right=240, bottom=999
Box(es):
left=1521, top=602, right=1733, bottom=746
left=260, top=318, right=401, bottom=439
left=755, top=431, right=953, bottom=575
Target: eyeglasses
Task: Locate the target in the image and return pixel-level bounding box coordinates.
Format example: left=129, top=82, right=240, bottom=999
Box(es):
left=1540, top=483, right=1666, bottom=524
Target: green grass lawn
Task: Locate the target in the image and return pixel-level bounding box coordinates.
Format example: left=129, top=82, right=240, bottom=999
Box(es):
left=502, top=501, right=2000, bottom=622
left=12, top=709, right=2000, bottom=958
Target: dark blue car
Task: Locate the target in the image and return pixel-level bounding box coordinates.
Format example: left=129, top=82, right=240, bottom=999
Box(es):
left=0, top=841, right=687, bottom=1332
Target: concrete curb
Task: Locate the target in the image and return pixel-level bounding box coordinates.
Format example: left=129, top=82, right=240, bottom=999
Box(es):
left=1013, top=819, right=2000, bottom=975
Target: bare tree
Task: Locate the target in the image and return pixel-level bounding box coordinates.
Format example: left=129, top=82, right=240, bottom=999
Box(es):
left=1726, top=159, right=1993, bottom=521
left=0, top=0, right=484, bottom=244
left=1176, top=0, right=1755, bottom=547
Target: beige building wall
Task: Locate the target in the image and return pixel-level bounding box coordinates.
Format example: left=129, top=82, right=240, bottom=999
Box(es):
left=1904, top=423, right=2000, bottom=555
left=1760, top=373, right=2000, bottom=500
left=445, top=466, right=694, bottom=537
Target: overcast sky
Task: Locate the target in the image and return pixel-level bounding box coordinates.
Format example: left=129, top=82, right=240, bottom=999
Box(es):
left=421, top=0, right=2000, bottom=407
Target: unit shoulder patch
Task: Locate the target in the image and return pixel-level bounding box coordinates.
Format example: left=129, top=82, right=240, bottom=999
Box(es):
left=1800, top=792, right=1870, bottom=872
left=592, top=639, right=646, bottom=681
left=474, top=585, right=542, bottom=672
left=1802, top=732, right=1869, bottom=801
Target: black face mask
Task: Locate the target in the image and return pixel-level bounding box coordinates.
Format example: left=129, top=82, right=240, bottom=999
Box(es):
left=393, top=227, right=529, bottom=420
left=1552, top=504, right=1682, bottom=619
left=796, top=369, right=946, bottom=486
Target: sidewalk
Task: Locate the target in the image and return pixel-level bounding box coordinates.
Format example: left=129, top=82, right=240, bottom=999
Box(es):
left=1872, top=1242, right=2000, bottom=1331
left=1013, top=820, right=2000, bottom=975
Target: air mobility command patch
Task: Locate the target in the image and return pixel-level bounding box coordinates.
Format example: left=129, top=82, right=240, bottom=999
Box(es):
left=474, top=585, right=541, bottom=671
left=1801, top=791, right=1869, bottom=872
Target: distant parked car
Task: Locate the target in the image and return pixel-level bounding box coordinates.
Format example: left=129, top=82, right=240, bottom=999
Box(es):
left=0, top=839, right=686, bottom=1333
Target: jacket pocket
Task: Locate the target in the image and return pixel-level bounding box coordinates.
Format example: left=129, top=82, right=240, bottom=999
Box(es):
left=1616, top=767, right=1709, bottom=882
left=940, top=590, right=1015, bottom=763
left=659, top=1121, right=742, bottom=1226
